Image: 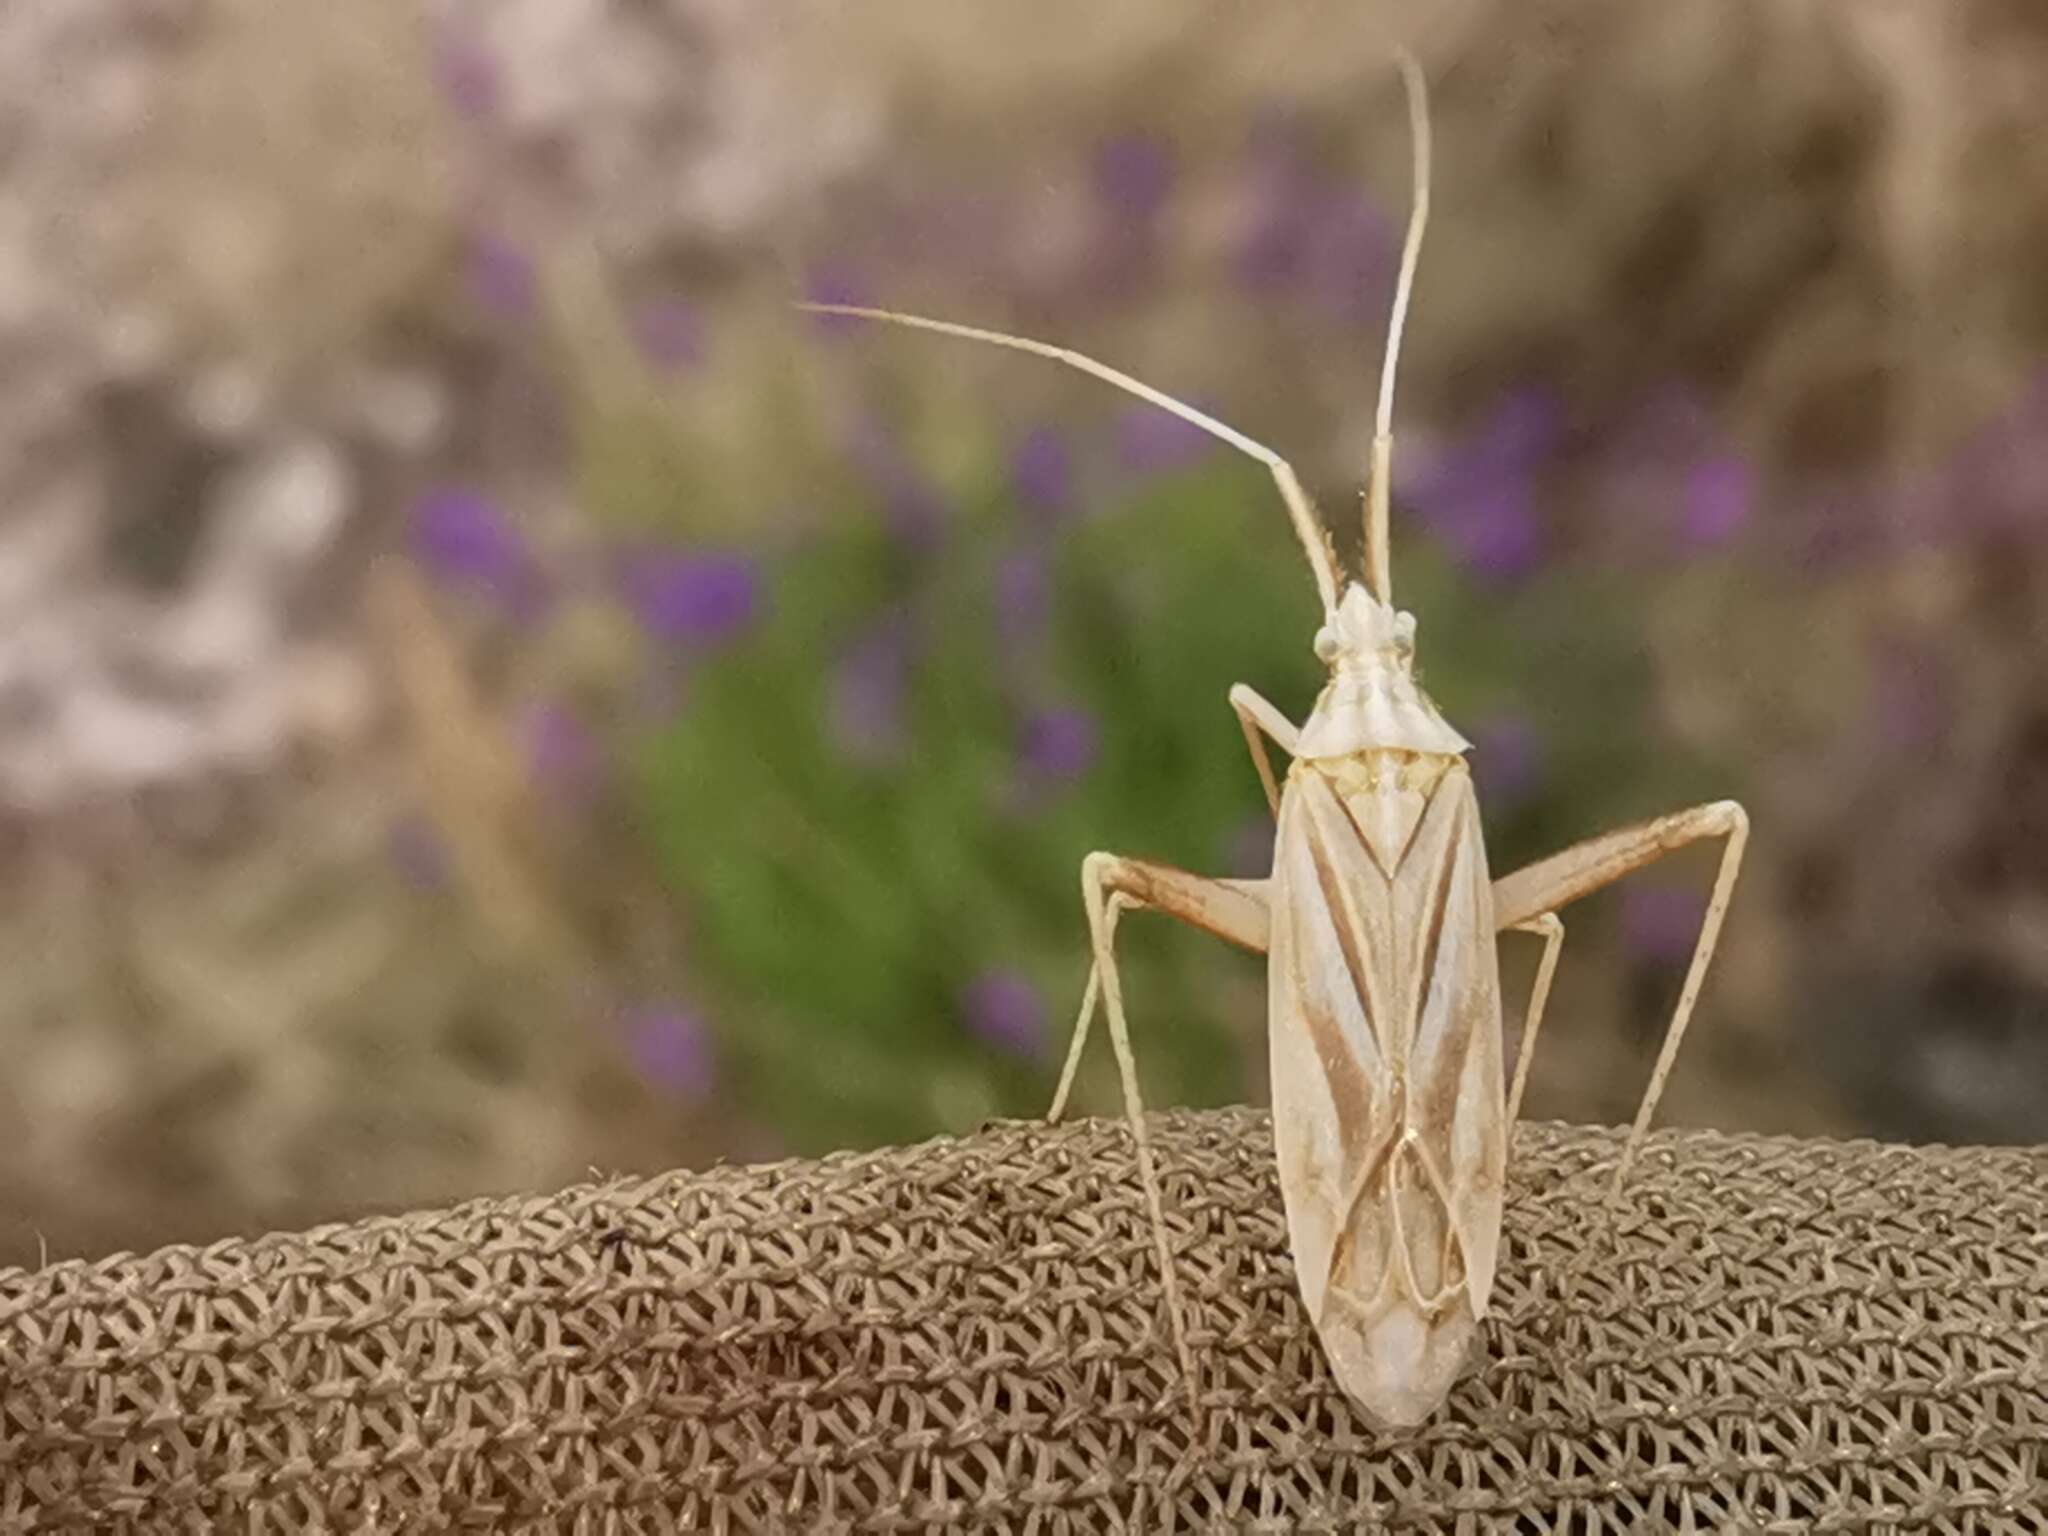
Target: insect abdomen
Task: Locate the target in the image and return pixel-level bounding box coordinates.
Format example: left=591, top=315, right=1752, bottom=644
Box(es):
left=1267, top=752, right=1506, bottom=1425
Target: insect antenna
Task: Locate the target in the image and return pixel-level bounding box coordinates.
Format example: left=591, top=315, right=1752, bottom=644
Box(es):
left=798, top=303, right=1343, bottom=616
left=1366, top=50, right=1433, bottom=609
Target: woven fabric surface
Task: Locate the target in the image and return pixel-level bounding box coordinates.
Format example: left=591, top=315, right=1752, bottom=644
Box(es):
left=2, top=1109, right=2045, bottom=1533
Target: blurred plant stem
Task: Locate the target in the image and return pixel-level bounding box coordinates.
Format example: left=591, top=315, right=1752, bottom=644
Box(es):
left=366, top=561, right=591, bottom=996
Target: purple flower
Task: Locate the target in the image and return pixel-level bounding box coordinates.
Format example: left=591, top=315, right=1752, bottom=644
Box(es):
left=899, top=189, right=1011, bottom=280
left=1620, top=884, right=1705, bottom=966
left=1114, top=404, right=1214, bottom=477
left=1020, top=707, right=1099, bottom=783
left=618, top=550, right=762, bottom=647
left=621, top=1002, right=716, bottom=1102
left=410, top=486, right=542, bottom=613
left=1230, top=112, right=1394, bottom=323
left=1468, top=713, right=1544, bottom=813
left=1682, top=454, right=1752, bottom=549
left=1405, top=389, right=1561, bottom=583
left=961, top=969, right=1048, bottom=1059
left=1463, top=389, right=1564, bottom=475
left=1235, top=113, right=1321, bottom=292
left=803, top=261, right=874, bottom=337
left=829, top=613, right=913, bottom=765
left=468, top=232, right=534, bottom=319
left=1774, top=479, right=1883, bottom=573
left=1083, top=135, right=1174, bottom=299
left=1306, top=191, right=1394, bottom=326
left=1437, top=480, right=1544, bottom=582
left=1598, top=388, right=1755, bottom=557
left=523, top=701, right=606, bottom=807
left=1939, top=370, right=2048, bottom=540
left=1094, top=133, right=1175, bottom=219
left=995, top=548, right=1051, bottom=651
left=432, top=29, right=498, bottom=119
left=1873, top=638, right=1949, bottom=751
left=844, top=416, right=948, bottom=548
left=1885, top=469, right=1953, bottom=550
left=389, top=815, right=450, bottom=890
left=1612, top=384, right=1711, bottom=459
left=633, top=297, right=705, bottom=372
left=1011, top=426, right=1075, bottom=519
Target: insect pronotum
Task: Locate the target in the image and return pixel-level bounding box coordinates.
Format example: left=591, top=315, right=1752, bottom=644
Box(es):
left=804, top=53, right=1748, bottom=1428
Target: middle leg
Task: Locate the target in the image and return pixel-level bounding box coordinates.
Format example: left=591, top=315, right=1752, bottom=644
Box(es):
left=1228, top=683, right=1299, bottom=816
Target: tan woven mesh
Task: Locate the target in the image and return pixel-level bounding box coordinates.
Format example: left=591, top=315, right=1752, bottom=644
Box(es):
left=3, top=1110, right=2045, bottom=1531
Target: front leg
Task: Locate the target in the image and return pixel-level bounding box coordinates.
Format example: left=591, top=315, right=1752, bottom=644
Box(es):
left=1228, top=684, right=1300, bottom=815
left=1490, top=800, right=1750, bottom=1202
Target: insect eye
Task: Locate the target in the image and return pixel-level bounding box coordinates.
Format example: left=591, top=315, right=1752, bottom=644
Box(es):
left=1314, top=627, right=1340, bottom=662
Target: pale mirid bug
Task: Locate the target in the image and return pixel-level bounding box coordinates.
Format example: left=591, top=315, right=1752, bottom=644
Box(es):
left=804, top=54, right=1748, bottom=1429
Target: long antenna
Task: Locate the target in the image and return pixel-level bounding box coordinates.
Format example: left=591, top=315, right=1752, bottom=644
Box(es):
left=800, top=303, right=1342, bottom=614
left=1366, top=49, right=1432, bottom=608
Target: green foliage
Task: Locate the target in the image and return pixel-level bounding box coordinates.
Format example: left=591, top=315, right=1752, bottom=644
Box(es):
left=628, top=427, right=1676, bottom=1154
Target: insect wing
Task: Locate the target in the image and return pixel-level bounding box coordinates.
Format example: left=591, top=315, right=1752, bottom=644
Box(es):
left=1267, top=761, right=1505, bottom=1416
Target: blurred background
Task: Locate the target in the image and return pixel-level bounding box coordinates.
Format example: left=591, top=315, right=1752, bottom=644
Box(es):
left=3, top=0, right=2046, bottom=1266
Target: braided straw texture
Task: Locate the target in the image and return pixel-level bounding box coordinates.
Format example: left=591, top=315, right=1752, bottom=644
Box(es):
left=2, top=1109, right=2045, bottom=1532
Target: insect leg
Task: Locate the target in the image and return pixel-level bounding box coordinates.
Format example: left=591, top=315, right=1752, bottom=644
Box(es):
left=1046, top=893, right=1131, bottom=1126
left=1227, top=684, right=1299, bottom=816
left=1053, top=852, right=1271, bottom=1421
left=1047, top=855, right=1269, bottom=1123
left=1504, top=913, right=1564, bottom=1125
left=1489, top=800, right=1749, bottom=1203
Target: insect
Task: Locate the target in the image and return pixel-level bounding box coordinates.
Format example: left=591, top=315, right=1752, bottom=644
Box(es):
left=803, top=54, right=1747, bottom=1428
